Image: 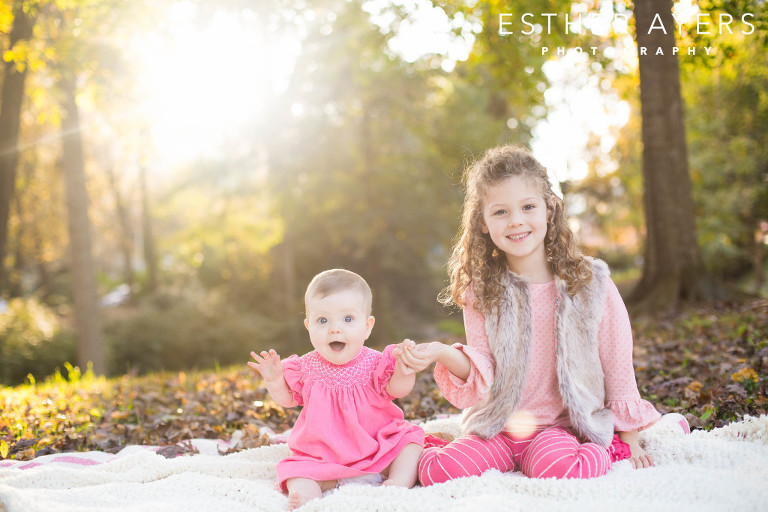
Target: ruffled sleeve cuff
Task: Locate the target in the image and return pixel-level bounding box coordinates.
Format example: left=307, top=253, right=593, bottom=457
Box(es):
left=372, top=344, right=397, bottom=399
left=281, top=355, right=305, bottom=406
left=433, top=343, right=493, bottom=410
left=607, top=399, right=662, bottom=432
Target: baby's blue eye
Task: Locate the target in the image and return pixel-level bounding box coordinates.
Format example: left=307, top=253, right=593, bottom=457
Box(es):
left=523, top=204, right=536, bottom=211
left=494, top=209, right=507, bottom=216
left=318, top=317, right=327, bottom=324
left=344, top=315, right=353, bottom=322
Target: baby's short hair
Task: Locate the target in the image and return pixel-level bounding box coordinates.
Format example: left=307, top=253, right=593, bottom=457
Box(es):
left=304, top=269, right=373, bottom=315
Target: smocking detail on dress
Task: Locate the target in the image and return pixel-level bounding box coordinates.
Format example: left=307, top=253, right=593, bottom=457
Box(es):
left=302, top=348, right=379, bottom=387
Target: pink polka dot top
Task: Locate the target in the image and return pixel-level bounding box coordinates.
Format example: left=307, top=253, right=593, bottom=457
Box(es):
left=434, top=278, right=661, bottom=432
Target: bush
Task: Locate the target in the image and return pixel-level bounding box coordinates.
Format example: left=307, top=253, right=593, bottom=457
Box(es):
left=0, top=298, right=77, bottom=386
left=105, top=293, right=284, bottom=375
left=0, top=292, right=287, bottom=385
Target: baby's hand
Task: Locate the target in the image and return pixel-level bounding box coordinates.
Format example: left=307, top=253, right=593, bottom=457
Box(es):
left=248, top=349, right=283, bottom=383
left=393, top=339, right=418, bottom=375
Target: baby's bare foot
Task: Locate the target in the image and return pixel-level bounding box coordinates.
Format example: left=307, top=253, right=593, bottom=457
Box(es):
left=286, top=477, right=326, bottom=509
left=288, top=491, right=312, bottom=510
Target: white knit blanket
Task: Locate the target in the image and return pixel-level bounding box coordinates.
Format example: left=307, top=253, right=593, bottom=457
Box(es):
left=1, top=415, right=767, bottom=512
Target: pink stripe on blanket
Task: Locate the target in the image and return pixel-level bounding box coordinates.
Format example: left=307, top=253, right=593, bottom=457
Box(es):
left=2, top=455, right=112, bottom=470
left=0, top=435, right=263, bottom=471
left=48, top=456, right=103, bottom=466
left=17, top=462, right=42, bottom=470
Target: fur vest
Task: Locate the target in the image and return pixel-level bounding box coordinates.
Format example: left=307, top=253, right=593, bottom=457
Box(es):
left=461, top=258, right=614, bottom=447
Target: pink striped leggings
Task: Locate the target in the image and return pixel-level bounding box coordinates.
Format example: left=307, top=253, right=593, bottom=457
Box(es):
left=419, top=427, right=612, bottom=485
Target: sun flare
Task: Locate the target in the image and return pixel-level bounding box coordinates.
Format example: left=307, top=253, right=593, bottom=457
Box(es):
left=130, top=3, right=300, bottom=168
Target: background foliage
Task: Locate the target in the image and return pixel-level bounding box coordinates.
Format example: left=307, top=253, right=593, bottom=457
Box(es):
left=0, top=0, right=766, bottom=385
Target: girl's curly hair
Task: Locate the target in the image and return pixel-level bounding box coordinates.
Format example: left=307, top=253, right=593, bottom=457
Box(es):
left=439, top=145, right=592, bottom=313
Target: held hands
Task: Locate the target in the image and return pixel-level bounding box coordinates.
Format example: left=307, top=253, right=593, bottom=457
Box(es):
left=393, top=340, right=417, bottom=376
left=393, top=339, right=442, bottom=375
left=248, top=349, right=283, bottom=383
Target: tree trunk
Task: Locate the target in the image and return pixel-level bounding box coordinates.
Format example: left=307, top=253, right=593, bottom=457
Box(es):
left=139, top=161, right=157, bottom=293
left=755, top=222, right=766, bottom=292
left=359, top=108, right=391, bottom=344
left=628, top=0, right=718, bottom=313
left=105, top=161, right=134, bottom=296
left=9, top=175, right=24, bottom=297
left=33, top=228, right=53, bottom=300
left=59, top=73, right=105, bottom=375
left=0, top=2, right=37, bottom=294
left=280, top=236, right=300, bottom=342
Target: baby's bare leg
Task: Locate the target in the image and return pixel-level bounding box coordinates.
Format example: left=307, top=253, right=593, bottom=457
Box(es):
left=382, top=443, right=423, bottom=488
left=285, top=478, right=337, bottom=510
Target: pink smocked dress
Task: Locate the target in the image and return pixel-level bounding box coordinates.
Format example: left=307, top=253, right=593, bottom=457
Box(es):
left=276, top=345, right=425, bottom=491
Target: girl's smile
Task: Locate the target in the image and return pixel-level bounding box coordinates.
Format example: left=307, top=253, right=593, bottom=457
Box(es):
left=507, top=232, right=531, bottom=241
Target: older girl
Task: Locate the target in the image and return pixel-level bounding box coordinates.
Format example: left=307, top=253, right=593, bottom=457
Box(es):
left=396, top=145, right=687, bottom=485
